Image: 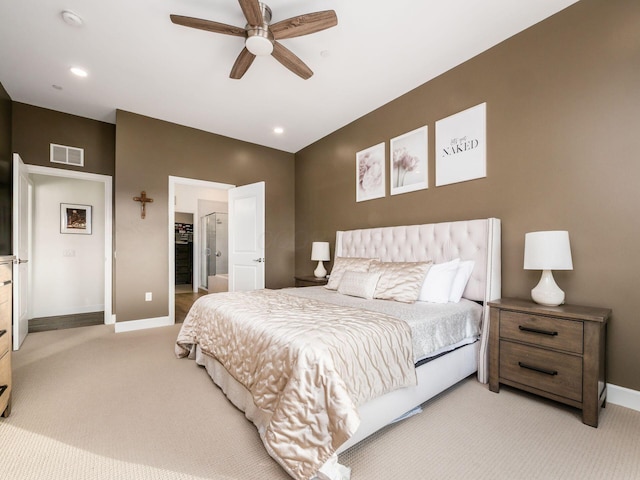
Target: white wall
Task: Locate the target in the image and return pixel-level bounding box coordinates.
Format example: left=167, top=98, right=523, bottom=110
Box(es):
left=31, top=174, right=105, bottom=318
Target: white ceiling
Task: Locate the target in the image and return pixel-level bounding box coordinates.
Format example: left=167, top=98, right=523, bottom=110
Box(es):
left=0, top=0, right=579, bottom=153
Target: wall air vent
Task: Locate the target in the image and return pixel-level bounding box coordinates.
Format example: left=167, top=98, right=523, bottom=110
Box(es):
left=50, top=143, right=84, bottom=167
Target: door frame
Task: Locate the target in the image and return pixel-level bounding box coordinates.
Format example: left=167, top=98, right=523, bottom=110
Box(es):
left=21, top=164, right=113, bottom=324
left=168, top=176, right=234, bottom=324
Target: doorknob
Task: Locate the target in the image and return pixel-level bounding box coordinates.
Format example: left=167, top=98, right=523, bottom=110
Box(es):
left=253, top=258, right=265, bottom=263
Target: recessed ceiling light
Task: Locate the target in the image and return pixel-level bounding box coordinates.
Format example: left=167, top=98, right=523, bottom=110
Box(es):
left=273, top=127, right=284, bottom=135
left=70, top=67, right=88, bottom=77
left=61, top=10, right=84, bottom=27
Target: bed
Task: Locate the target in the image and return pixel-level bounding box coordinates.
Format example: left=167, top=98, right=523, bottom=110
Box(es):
left=176, top=218, right=501, bottom=480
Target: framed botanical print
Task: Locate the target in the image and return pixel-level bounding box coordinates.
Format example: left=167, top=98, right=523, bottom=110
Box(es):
left=356, top=142, right=386, bottom=202
left=390, top=126, right=428, bottom=195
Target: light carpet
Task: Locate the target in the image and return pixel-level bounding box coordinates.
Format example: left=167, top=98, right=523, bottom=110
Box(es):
left=2, top=324, right=639, bottom=480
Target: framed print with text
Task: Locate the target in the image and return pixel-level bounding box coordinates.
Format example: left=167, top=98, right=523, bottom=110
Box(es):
left=435, top=102, right=486, bottom=187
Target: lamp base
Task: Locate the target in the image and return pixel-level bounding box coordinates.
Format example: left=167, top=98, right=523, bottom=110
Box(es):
left=531, top=270, right=565, bottom=306
left=314, top=261, right=327, bottom=278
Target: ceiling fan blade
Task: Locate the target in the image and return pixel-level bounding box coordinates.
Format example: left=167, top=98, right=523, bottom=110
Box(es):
left=170, top=14, right=246, bottom=37
left=271, top=11, right=337, bottom=40
left=238, top=0, right=263, bottom=26
left=230, top=48, right=256, bottom=79
left=271, top=42, right=313, bottom=80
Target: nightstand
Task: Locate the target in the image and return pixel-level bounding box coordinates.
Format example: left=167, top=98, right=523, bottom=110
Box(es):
left=489, top=298, right=611, bottom=427
left=294, top=275, right=328, bottom=287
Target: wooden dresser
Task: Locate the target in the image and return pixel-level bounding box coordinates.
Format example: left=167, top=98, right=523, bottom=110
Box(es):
left=0, top=256, right=14, bottom=417
left=489, top=298, right=610, bottom=427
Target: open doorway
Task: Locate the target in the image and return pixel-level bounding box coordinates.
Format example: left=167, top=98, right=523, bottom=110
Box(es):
left=13, top=161, right=112, bottom=344
left=169, top=176, right=232, bottom=323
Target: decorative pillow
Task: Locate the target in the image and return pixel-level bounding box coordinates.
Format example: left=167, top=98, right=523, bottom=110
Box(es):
left=369, top=260, right=433, bottom=303
left=418, top=258, right=460, bottom=303
left=338, top=271, right=381, bottom=299
left=448, top=260, right=476, bottom=303
left=325, top=257, right=377, bottom=290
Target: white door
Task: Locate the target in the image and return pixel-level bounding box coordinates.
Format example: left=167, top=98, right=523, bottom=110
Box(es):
left=12, top=154, right=32, bottom=350
left=228, top=181, right=265, bottom=291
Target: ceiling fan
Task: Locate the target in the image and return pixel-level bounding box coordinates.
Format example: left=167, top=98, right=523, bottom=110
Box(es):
left=170, top=0, right=338, bottom=80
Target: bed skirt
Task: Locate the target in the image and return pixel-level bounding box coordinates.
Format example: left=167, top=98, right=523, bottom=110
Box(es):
left=194, top=340, right=479, bottom=479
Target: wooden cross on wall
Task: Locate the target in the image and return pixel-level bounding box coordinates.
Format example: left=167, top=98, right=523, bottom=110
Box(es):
left=133, top=191, right=154, bottom=219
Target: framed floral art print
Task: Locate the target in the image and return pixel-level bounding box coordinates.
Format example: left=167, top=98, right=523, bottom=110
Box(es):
left=390, top=126, right=428, bottom=195
left=356, top=142, right=386, bottom=202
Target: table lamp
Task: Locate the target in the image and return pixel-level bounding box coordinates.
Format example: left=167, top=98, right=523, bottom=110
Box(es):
left=311, top=242, right=330, bottom=278
left=524, top=231, right=573, bottom=306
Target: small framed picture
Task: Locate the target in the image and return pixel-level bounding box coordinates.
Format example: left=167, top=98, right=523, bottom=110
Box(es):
left=61, top=203, right=92, bottom=235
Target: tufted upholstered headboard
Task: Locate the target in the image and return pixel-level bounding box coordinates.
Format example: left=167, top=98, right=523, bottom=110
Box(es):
left=335, top=218, right=501, bottom=382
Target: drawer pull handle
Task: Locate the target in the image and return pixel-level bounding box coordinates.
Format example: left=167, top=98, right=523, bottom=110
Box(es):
left=518, top=325, right=558, bottom=336
left=0, top=385, right=7, bottom=398
left=518, top=362, right=558, bottom=376
left=0, top=280, right=10, bottom=287
left=0, top=330, right=5, bottom=338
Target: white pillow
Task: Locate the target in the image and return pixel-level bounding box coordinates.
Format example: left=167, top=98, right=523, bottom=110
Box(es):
left=448, top=260, right=476, bottom=303
left=338, top=271, right=381, bottom=299
left=418, top=259, right=460, bottom=303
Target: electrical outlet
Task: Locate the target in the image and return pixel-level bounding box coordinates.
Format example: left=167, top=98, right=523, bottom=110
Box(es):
left=63, top=249, right=76, bottom=257
left=145, top=292, right=152, bottom=301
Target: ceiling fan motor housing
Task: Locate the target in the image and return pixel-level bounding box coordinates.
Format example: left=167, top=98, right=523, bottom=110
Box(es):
left=245, top=3, right=274, bottom=55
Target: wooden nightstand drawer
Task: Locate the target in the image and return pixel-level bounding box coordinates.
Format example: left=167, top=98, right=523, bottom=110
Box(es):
left=500, top=340, right=583, bottom=402
left=500, top=311, right=583, bottom=354
left=0, top=350, right=11, bottom=415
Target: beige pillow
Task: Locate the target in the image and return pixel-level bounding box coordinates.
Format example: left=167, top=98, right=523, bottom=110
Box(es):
left=369, top=260, right=433, bottom=303
left=338, top=271, right=381, bottom=299
left=326, top=257, right=377, bottom=290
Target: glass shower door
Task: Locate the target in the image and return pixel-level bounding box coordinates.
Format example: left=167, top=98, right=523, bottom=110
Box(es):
left=200, top=212, right=228, bottom=290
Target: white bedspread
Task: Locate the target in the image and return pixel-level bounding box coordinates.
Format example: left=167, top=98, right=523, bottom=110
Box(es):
left=176, top=289, right=416, bottom=480
left=281, top=287, right=482, bottom=361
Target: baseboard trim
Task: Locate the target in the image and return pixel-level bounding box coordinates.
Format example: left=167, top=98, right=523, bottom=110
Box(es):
left=608, top=383, right=640, bottom=412
left=34, top=304, right=105, bottom=318
left=114, top=316, right=172, bottom=333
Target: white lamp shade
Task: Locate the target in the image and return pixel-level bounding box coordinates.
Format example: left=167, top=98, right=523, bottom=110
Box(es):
left=524, top=231, right=573, bottom=270
left=311, top=242, right=330, bottom=261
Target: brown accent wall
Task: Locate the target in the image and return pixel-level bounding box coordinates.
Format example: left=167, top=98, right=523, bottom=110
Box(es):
left=11, top=103, right=115, bottom=176
left=294, top=0, right=640, bottom=390
left=0, top=82, right=12, bottom=255
left=115, top=110, right=295, bottom=322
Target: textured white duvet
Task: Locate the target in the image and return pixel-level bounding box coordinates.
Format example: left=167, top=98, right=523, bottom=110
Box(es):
left=176, top=289, right=417, bottom=480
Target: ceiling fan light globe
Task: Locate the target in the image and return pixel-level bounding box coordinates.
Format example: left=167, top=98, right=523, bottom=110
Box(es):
left=246, top=35, right=273, bottom=56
